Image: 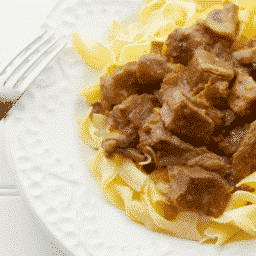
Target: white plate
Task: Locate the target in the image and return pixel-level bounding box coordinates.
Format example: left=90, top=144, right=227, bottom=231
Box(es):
left=5, top=0, right=256, bottom=255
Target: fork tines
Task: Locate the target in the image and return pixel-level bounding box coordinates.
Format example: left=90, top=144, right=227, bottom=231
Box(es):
left=0, top=30, right=67, bottom=94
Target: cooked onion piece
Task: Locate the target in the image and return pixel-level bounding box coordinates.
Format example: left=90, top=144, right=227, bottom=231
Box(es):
left=138, top=153, right=152, bottom=165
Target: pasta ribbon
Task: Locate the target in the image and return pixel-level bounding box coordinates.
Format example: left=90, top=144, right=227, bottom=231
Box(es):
left=118, top=41, right=151, bottom=62
left=239, top=5, right=256, bottom=39
left=141, top=0, right=167, bottom=25
left=108, top=20, right=124, bottom=41
left=81, top=83, right=101, bottom=105
left=72, top=30, right=115, bottom=70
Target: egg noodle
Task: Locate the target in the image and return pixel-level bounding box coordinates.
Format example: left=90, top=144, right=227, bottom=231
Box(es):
left=73, top=0, right=256, bottom=245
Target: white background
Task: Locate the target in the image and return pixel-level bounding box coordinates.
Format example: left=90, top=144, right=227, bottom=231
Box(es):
left=0, top=1, right=74, bottom=255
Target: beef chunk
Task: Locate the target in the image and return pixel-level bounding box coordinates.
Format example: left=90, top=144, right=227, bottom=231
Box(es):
left=186, top=49, right=234, bottom=89
left=205, top=3, right=240, bottom=40
left=162, top=64, right=185, bottom=84
left=136, top=54, right=170, bottom=92
left=138, top=112, right=195, bottom=154
left=164, top=28, right=193, bottom=65
left=219, top=123, right=250, bottom=155
left=159, top=64, right=186, bottom=93
left=232, top=120, right=256, bottom=182
left=128, top=94, right=160, bottom=127
left=229, top=70, right=256, bottom=116
left=103, top=94, right=160, bottom=157
left=167, top=166, right=233, bottom=218
left=160, top=79, right=190, bottom=104
left=164, top=20, right=213, bottom=65
left=108, top=95, right=137, bottom=130
left=233, top=47, right=256, bottom=65
left=210, top=41, right=233, bottom=62
left=206, top=107, right=225, bottom=128
left=189, top=20, right=214, bottom=51
left=137, top=112, right=196, bottom=167
left=176, top=146, right=235, bottom=186
left=233, top=35, right=256, bottom=65
left=162, top=72, right=180, bottom=88
left=189, top=72, right=214, bottom=97
left=109, top=94, right=160, bottom=130
left=185, top=152, right=235, bottom=186
left=164, top=16, right=236, bottom=66
left=205, top=79, right=229, bottom=106
left=100, top=62, right=140, bottom=107
left=160, top=89, right=214, bottom=143
left=90, top=100, right=112, bottom=116
left=192, top=78, right=229, bottom=109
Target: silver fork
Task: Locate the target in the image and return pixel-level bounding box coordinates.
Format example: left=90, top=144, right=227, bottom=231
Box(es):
left=0, top=30, right=67, bottom=120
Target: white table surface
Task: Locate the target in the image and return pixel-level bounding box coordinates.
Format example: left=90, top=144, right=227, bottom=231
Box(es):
left=0, top=1, right=74, bottom=255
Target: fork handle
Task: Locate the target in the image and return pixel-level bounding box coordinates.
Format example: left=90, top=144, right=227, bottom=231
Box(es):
left=0, top=101, right=15, bottom=121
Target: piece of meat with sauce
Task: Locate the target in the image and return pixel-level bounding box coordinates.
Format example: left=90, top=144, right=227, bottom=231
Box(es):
left=192, top=77, right=230, bottom=109
left=229, top=69, right=256, bottom=116
left=232, top=120, right=256, bottom=182
left=164, top=20, right=213, bottom=65
left=164, top=16, right=235, bottom=66
left=136, top=54, right=171, bottom=93
left=185, top=152, right=235, bottom=186
left=102, top=94, right=160, bottom=158
left=166, top=165, right=233, bottom=218
left=210, top=41, right=233, bottom=63
left=164, top=28, right=193, bottom=65
left=137, top=111, right=196, bottom=168
left=161, top=64, right=186, bottom=87
left=108, top=94, right=160, bottom=130
left=188, top=72, right=215, bottom=97
left=128, top=94, right=161, bottom=127
left=100, top=62, right=140, bottom=108
left=108, top=95, right=137, bottom=130
left=90, top=100, right=112, bottom=116
left=157, top=65, right=186, bottom=104
left=233, top=36, right=256, bottom=65
left=160, top=88, right=215, bottom=144
left=233, top=47, right=256, bottom=65
left=205, top=107, right=225, bottom=128
left=218, top=123, right=250, bottom=156
left=186, top=49, right=234, bottom=90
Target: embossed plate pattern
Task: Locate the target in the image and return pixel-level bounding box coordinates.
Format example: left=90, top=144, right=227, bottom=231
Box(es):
left=5, top=0, right=256, bottom=255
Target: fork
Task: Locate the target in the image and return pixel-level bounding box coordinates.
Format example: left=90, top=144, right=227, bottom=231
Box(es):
left=0, top=30, right=68, bottom=191
left=0, top=30, right=68, bottom=120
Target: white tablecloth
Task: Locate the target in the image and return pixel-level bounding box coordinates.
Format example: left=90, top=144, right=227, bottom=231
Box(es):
left=0, top=1, right=73, bottom=255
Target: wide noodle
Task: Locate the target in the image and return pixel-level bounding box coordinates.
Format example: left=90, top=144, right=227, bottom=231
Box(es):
left=75, top=0, right=256, bottom=245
